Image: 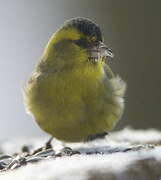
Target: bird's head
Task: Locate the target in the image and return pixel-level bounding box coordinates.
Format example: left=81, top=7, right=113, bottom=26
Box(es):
left=43, top=17, right=114, bottom=67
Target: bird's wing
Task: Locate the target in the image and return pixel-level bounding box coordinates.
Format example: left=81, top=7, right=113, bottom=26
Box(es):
left=103, top=64, right=114, bottom=79
left=103, top=64, right=126, bottom=97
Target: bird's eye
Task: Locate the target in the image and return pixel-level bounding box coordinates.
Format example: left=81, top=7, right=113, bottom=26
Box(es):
left=90, top=36, right=97, bottom=42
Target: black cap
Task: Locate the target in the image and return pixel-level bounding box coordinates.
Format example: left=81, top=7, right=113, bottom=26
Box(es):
left=66, top=17, right=103, bottom=42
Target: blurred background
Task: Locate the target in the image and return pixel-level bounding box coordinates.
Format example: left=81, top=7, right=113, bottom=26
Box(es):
left=0, top=0, right=160, bottom=139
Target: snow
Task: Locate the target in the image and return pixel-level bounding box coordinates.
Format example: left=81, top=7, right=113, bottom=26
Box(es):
left=1, top=128, right=161, bottom=180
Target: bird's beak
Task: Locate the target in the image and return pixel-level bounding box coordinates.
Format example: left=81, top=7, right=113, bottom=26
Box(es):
left=98, top=41, right=114, bottom=58
left=89, top=41, right=114, bottom=61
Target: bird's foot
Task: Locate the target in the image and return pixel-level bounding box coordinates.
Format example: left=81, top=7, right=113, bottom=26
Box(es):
left=86, top=132, right=108, bottom=141
left=31, top=137, right=53, bottom=155
left=45, top=137, right=53, bottom=149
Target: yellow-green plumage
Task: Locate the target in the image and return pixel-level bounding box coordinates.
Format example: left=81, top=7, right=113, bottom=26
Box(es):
left=24, top=18, right=126, bottom=142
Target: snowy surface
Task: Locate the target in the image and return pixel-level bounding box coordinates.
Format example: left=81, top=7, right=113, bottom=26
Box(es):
left=1, top=128, right=161, bottom=180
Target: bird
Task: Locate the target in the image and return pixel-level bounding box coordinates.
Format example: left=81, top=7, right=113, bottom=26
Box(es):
left=24, top=17, right=126, bottom=143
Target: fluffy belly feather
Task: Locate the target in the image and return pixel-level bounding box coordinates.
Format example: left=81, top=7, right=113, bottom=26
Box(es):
left=24, top=68, right=125, bottom=142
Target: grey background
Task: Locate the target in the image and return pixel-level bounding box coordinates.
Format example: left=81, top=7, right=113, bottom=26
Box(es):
left=0, top=0, right=160, bottom=139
